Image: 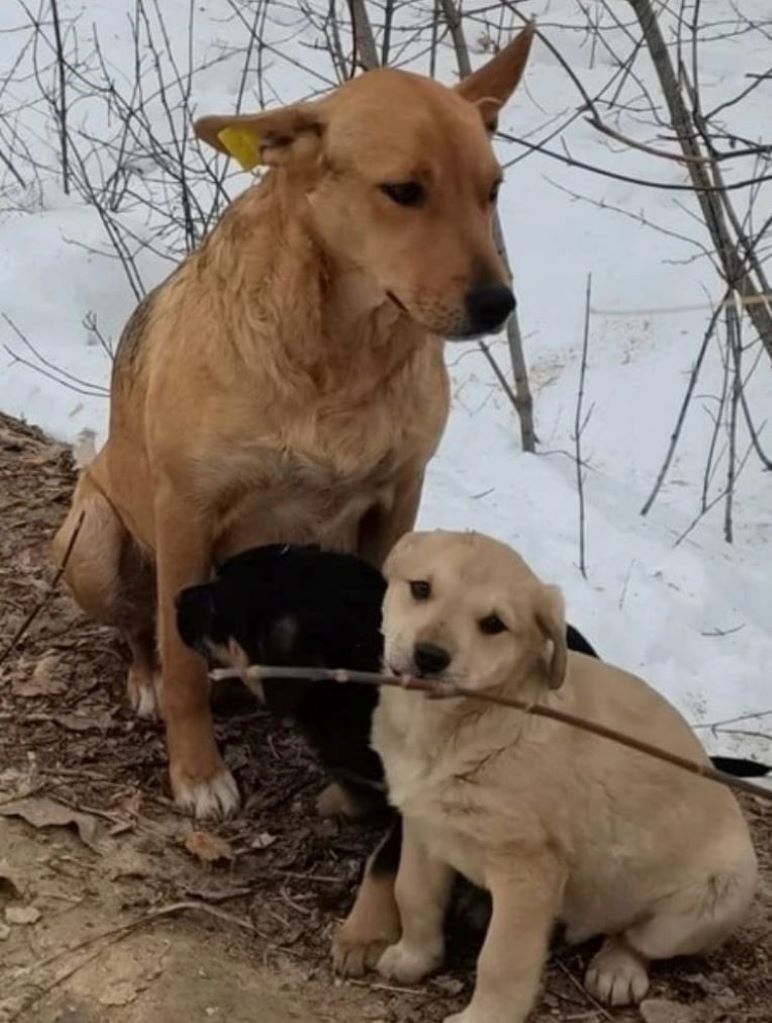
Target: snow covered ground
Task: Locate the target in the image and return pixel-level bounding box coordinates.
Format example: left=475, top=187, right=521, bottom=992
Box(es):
left=0, top=1, right=769, bottom=763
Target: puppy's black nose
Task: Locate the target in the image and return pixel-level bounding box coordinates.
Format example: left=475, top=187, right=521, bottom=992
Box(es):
left=413, top=642, right=451, bottom=676
left=464, top=283, right=515, bottom=335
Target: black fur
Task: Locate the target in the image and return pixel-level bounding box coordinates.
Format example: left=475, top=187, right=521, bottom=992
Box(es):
left=176, top=544, right=387, bottom=811
left=176, top=543, right=768, bottom=803
left=176, top=542, right=768, bottom=936
left=176, top=543, right=605, bottom=810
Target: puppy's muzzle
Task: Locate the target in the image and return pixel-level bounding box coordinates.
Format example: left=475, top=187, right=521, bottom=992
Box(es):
left=412, top=641, right=451, bottom=677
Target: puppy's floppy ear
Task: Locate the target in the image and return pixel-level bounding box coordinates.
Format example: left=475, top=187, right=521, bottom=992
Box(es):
left=194, top=100, right=328, bottom=170
left=175, top=583, right=218, bottom=651
left=534, top=583, right=567, bottom=690
left=455, top=21, right=536, bottom=133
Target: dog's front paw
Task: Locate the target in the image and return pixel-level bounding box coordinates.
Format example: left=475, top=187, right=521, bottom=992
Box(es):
left=333, top=912, right=400, bottom=978
left=126, top=666, right=161, bottom=720
left=171, top=763, right=240, bottom=820
left=585, top=938, right=649, bottom=1006
left=377, top=939, right=443, bottom=984
left=333, top=929, right=390, bottom=978
left=332, top=869, right=401, bottom=977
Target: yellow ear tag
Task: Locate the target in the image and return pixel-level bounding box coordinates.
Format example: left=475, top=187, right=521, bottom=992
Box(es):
left=217, top=126, right=262, bottom=171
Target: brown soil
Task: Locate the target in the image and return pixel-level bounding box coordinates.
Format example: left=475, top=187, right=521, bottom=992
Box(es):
left=0, top=410, right=769, bottom=1023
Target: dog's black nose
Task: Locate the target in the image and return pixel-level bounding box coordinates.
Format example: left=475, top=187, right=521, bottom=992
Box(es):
left=465, top=283, right=515, bottom=334
left=413, top=642, right=451, bottom=676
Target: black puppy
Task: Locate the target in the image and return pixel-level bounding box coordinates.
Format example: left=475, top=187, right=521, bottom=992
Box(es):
left=175, top=543, right=602, bottom=817
left=177, top=544, right=387, bottom=817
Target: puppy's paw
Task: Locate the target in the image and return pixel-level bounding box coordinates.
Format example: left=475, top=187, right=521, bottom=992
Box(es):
left=377, top=939, right=443, bottom=984
left=332, top=911, right=400, bottom=978
left=332, top=868, right=401, bottom=977
left=585, top=937, right=649, bottom=1006
left=126, top=666, right=160, bottom=720
left=171, top=764, right=240, bottom=820
left=333, top=930, right=391, bottom=978
left=316, top=782, right=366, bottom=820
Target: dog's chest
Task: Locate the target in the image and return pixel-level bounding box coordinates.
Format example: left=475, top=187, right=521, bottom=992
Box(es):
left=212, top=444, right=399, bottom=555
left=374, top=697, right=492, bottom=820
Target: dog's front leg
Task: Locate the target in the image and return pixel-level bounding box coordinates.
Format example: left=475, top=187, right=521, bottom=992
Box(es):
left=376, top=818, right=454, bottom=984
left=444, top=852, right=564, bottom=1023
left=155, top=487, right=239, bottom=819
left=333, top=815, right=403, bottom=977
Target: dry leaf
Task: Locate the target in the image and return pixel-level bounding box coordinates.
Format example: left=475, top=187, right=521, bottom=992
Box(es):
left=0, top=767, right=37, bottom=801
left=108, top=848, right=154, bottom=881
left=12, top=652, right=67, bottom=698
left=432, top=976, right=464, bottom=996
left=5, top=905, right=41, bottom=926
left=640, top=998, right=695, bottom=1023
left=0, top=863, right=22, bottom=902
left=250, top=831, right=277, bottom=850
left=0, top=797, right=100, bottom=852
left=120, top=789, right=143, bottom=817
left=54, top=709, right=114, bottom=733
left=184, top=830, right=234, bottom=864
left=99, top=980, right=141, bottom=1007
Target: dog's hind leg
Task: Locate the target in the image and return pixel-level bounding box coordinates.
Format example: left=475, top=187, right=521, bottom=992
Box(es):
left=586, top=844, right=757, bottom=1007
left=332, top=815, right=403, bottom=977
left=316, top=781, right=386, bottom=820
left=53, top=470, right=159, bottom=718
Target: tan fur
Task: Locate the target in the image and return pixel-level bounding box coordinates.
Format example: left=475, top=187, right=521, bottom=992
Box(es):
left=370, top=530, right=757, bottom=1022
left=333, top=849, right=402, bottom=978
left=52, top=30, right=536, bottom=819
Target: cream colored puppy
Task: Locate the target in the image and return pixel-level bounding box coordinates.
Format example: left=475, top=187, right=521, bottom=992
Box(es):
left=373, top=530, right=757, bottom=1023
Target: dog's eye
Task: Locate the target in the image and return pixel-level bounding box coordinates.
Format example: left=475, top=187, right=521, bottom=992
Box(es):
left=488, top=179, right=502, bottom=203
left=380, top=182, right=426, bottom=208
left=479, top=613, right=506, bottom=635
left=409, top=579, right=431, bottom=600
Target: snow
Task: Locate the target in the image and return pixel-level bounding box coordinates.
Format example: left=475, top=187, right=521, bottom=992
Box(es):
left=0, top=1, right=769, bottom=765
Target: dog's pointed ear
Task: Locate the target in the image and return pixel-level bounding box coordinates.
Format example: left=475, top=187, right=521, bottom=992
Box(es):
left=194, top=101, right=327, bottom=170
left=455, top=21, right=536, bottom=133
left=535, top=583, right=567, bottom=690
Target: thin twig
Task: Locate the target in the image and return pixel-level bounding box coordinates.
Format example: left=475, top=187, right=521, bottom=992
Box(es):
left=209, top=665, right=772, bottom=803
left=574, top=274, right=592, bottom=578
left=641, top=299, right=724, bottom=516
left=49, top=0, right=69, bottom=194
left=440, top=0, right=536, bottom=452
left=0, top=511, right=84, bottom=668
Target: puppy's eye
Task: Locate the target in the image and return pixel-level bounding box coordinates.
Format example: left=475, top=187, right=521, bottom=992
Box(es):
left=479, top=613, right=506, bottom=635
left=380, top=182, right=426, bottom=208
left=409, top=579, right=431, bottom=600
left=488, top=179, right=502, bottom=203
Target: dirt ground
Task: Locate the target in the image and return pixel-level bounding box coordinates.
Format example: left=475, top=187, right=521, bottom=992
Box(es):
left=0, top=410, right=769, bottom=1023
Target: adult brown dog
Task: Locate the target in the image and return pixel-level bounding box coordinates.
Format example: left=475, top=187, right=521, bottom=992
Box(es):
left=52, top=26, right=535, bottom=819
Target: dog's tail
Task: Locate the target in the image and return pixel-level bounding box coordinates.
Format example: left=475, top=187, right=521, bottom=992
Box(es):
left=709, top=755, right=771, bottom=778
